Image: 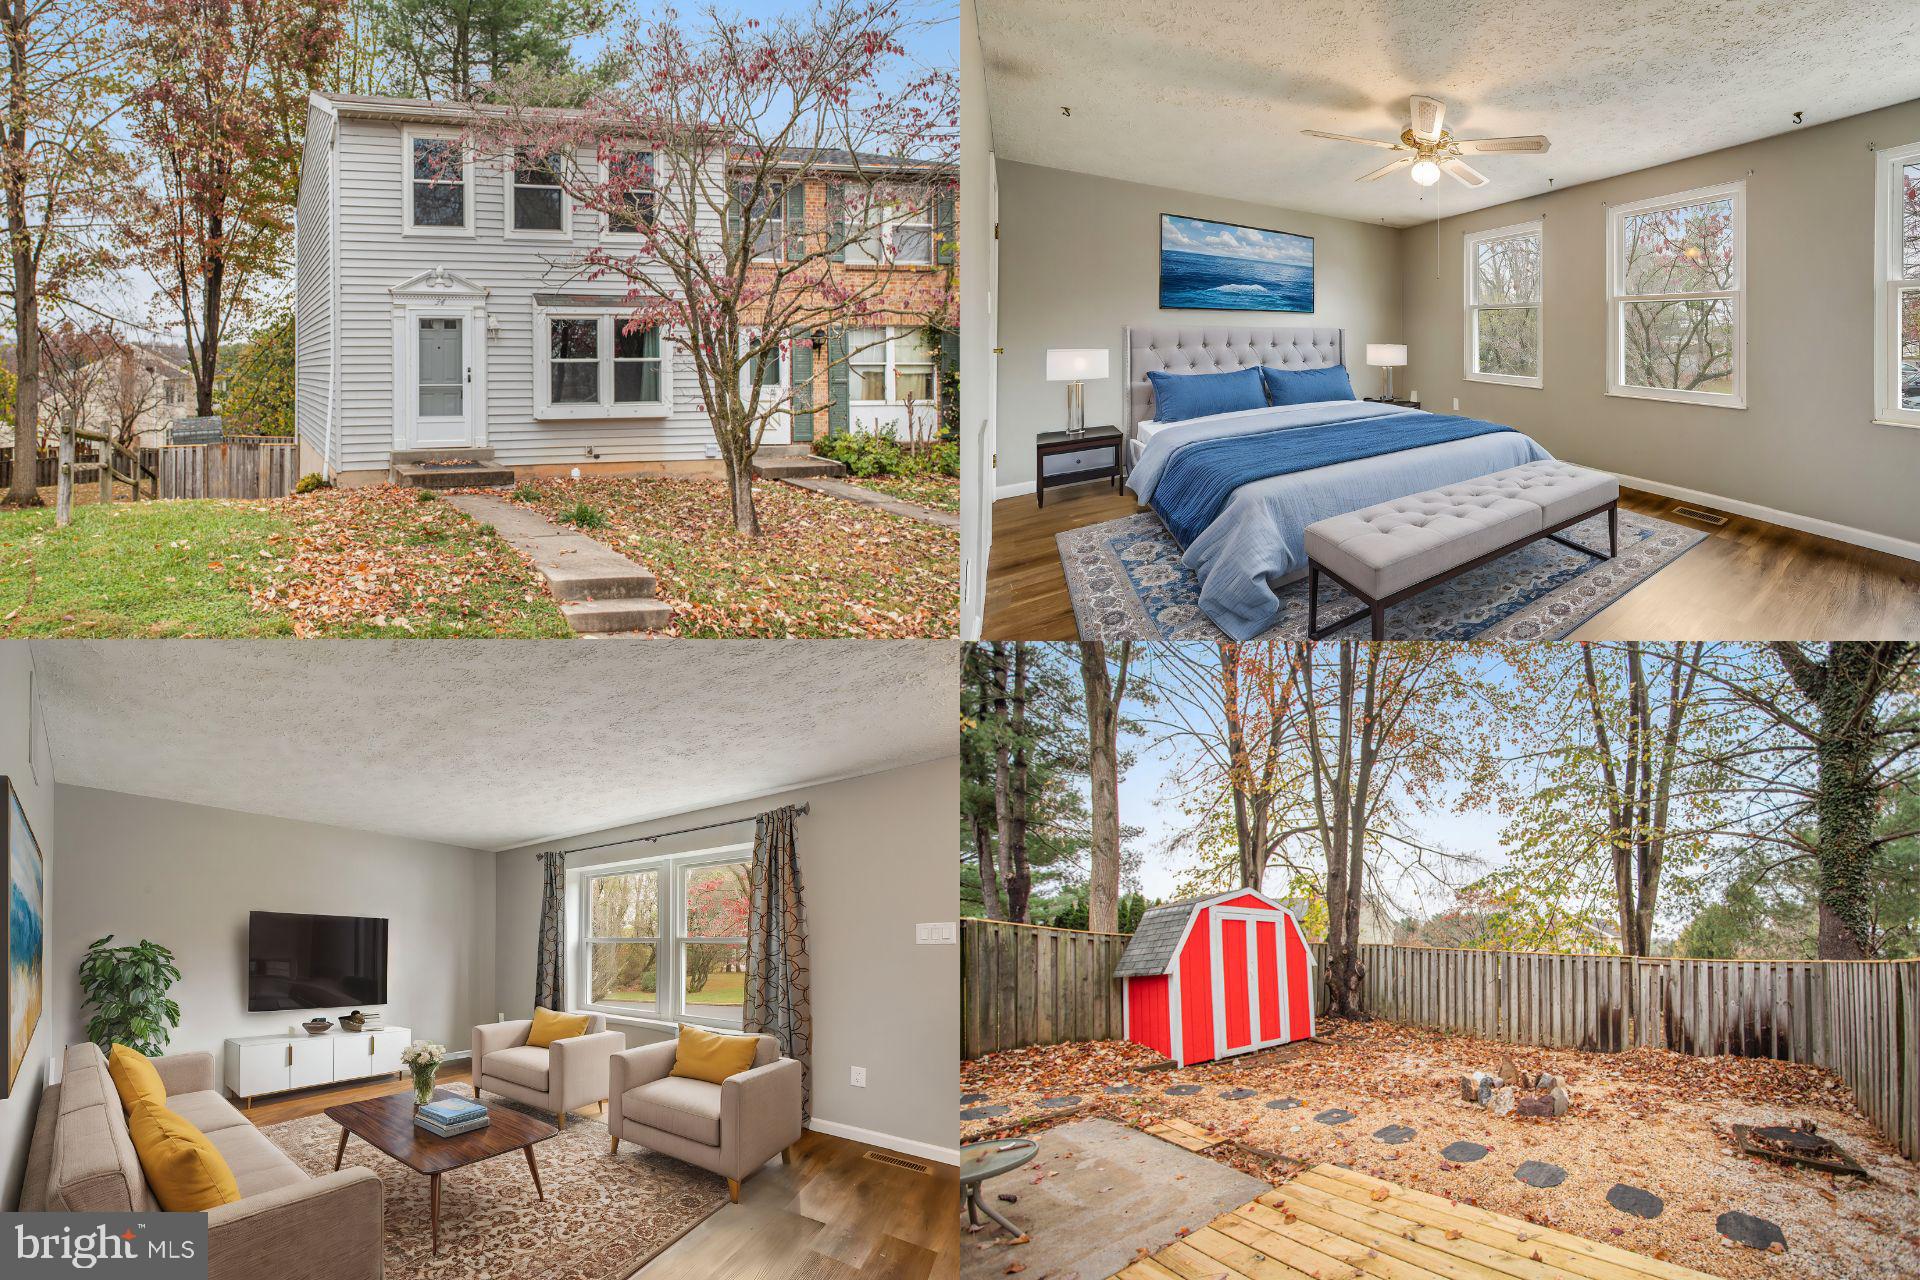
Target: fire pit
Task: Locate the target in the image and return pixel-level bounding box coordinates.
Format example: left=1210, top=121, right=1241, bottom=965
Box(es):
left=1732, top=1120, right=1868, bottom=1178
left=1458, top=1054, right=1570, bottom=1118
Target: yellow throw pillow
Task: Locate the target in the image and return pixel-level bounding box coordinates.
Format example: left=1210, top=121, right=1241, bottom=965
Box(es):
left=126, top=1099, right=242, bottom=1212
left=526, top=1007, right=591, bottom=1049
left=106, top=1045, right=167, bottom=1114
left=669, top=1024, right=761, bottom=1085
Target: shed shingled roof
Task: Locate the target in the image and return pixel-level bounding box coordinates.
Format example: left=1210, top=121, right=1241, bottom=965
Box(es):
left=1111, top=897, right=1208, bottom=978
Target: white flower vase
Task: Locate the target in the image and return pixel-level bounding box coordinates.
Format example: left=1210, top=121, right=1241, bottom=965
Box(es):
left=411, top=1063, right=438, bottom=1107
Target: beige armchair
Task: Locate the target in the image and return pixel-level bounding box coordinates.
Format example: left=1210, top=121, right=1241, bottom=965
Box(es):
left=608, top=1033, right=803, bottom=1203
left=471, top=1014, right=624, bottom=1129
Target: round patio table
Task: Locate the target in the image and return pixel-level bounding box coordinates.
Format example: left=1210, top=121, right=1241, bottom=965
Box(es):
left=961, top=1138, right=1038, bottom=1237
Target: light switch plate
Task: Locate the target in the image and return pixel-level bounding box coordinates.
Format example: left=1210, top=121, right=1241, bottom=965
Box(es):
left=851, top=1066, right=867, bottom=1087
left=916, top=922, right=957, bottom=944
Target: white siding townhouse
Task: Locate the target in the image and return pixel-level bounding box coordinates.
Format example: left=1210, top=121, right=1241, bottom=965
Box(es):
left=293, top=93, right=954, bottom=485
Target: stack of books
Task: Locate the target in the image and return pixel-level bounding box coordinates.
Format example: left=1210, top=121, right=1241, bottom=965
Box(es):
left=415, top=1097, right=490, bottom=1138
left=360, top=1012, right=385, bottom=1030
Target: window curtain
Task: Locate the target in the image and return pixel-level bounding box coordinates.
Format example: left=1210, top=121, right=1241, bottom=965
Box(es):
left=745, top=805, right=812, bottom=1119
left=534, top=851, right=566, bottom=1010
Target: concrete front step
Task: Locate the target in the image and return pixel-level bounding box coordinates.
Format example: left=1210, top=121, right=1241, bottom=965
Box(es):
left=394, top=447, right=497, bottom=464
left=391, top=462, right=516, bottom=490
left=560, top=597, right=674, bottom=633
left=751, top=454, right=847, bottom=479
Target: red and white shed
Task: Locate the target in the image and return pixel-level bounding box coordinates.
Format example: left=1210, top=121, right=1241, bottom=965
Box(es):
left=1113, top=889, right=1315, bottom=1067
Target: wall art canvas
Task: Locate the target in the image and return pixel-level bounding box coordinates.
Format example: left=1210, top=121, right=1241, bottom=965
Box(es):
left=1160, top=214, right=1315, bottom=313
left=4, top=777, right=44, bottom=1096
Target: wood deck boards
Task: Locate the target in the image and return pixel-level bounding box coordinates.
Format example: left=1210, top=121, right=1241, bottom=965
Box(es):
left=1141, top=1117, right=1226, bottom=1152
left=1108, top=1164, right=1714, bottom=1280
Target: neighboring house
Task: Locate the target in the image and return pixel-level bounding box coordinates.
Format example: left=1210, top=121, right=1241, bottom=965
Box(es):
left=1280, top=894, right=1399, bottom=947
left=294, top=93, right=955, bottom=485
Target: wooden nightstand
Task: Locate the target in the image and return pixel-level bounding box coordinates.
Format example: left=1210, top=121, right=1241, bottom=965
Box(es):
left=1364, top=396, right=1422, bottom=410
left=1035, top=426, right=1123, bottom=508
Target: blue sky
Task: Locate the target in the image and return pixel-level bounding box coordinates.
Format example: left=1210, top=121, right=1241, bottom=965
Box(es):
left=1162, top=215, right=1313, bottom=266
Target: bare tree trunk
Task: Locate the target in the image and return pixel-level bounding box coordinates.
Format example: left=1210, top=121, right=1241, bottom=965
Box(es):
left=722, top=449, right=761, bottom=537
left=971, top=817, right=1002, bottom=922
left=1079, top=641, right=1130, bottom=933
left=987, top=643, right=1014, bottom=921
left=2, top=0, right=41, bottom=506
left=1004, top=643, right=1033, bottom=923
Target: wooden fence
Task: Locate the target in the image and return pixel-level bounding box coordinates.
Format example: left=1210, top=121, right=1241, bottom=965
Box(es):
left=156, top=438, right=298, bottom=499
left=1, top=447, right=73, bottom=488
left=960, top=924, right=1920, bottom=1159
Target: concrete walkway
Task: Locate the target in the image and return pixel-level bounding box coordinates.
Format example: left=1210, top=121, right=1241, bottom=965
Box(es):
left=445, top=494, right=671, bottom=635
left=781, top=476, right=959, bottom=529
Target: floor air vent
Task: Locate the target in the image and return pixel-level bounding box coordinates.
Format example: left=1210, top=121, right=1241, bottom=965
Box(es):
left=1671, top=504, right=1729, bottom=526
left=865, top=1150, right=934, bottom=1174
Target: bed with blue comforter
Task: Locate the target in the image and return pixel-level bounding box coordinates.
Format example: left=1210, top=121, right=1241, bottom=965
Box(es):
left=1126, top=399, right=1553, bottom=640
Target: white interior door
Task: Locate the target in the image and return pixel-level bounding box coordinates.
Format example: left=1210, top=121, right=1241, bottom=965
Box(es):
left=413, top=314, right=474, bottom=447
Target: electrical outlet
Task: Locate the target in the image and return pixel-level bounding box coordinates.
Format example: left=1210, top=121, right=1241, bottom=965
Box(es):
left=851, top=1066, right=867, bottom=1088
left=1451, top=397, right=1460, bottom=412
left=917, top=922, right=957, bottom=944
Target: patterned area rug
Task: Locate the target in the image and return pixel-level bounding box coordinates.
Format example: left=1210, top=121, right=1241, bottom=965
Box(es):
left=1058, top=509, right=1705, bottom=641
left=265, top=1100, right=728, bottom=1280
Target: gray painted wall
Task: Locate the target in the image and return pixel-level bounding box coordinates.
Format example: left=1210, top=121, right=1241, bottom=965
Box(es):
left=0, top=644, right=55, bottom=1209
left=992, top=160, right=1406, bottom=492
left=494, top=758, right=959, bottom=1157
left=1400, top=98, right=1920, bottom=549
left=48, top=787, right=497, bottom=1090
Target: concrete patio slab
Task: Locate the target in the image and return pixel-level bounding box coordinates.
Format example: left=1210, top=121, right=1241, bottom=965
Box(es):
left=960, top=1118, right=1266, bottom=1280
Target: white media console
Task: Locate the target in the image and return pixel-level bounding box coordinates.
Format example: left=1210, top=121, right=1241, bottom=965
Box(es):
left=223, top=1025, right=412, bottom=1105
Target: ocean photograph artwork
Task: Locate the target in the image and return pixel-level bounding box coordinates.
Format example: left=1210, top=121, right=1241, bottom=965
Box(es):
left=1160, top=214, right=1315, bottom=313
left=6, top=781, right=43, bottom=1096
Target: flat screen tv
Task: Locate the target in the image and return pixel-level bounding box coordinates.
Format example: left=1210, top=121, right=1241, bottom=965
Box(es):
left=247, top=911, right=388, bottom=1012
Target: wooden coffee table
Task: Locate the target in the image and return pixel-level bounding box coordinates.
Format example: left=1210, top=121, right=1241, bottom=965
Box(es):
left=327, top=1087, right=559, bottom=1254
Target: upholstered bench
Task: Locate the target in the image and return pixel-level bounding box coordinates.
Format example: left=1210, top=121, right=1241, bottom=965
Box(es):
left=1304, top=460, right=1619, bottom=639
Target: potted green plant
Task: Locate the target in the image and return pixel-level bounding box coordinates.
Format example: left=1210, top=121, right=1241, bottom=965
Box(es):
left=78, top=935, right=183, bottom=1056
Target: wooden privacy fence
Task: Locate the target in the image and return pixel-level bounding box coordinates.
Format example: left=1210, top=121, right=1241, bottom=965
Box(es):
left=157, top=438, right=297, bottom=499
left=961, top=925, right=1919, bottom=1159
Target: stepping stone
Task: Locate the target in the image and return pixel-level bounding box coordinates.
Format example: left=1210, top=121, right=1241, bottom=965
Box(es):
left=1266, top=1097, right=1302, bottom=1110
left=1036, top=1095, right=1081, bottom=1109
left=960, top=1105, right=1009, bottom=1121
left=1717, top=1211, right=1786, bottom=1252
left=1441, top=1141, right=1488, bottom=1162
left=959, top=1092, right=987, bottom=1105
left=1104, top=1084, right=1140, bottom=1095
left=1513, top=1159, right=1567, bottom=1188
left=1372, top=1124, right=1416, bottom=1145
left=1164, top=1084, right=1203, bottom=1096
left=1314, top=1108, right=1355, bottom=1125
left=1607, top=1184, right=1664, bottom=1219
left=1219, top=1088, right=1258, bottom=1100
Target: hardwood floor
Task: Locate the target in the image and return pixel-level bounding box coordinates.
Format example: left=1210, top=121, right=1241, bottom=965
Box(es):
left=244, top=1059, right=960, bottom=1280
left=983, top=479, right=1920, bottom=640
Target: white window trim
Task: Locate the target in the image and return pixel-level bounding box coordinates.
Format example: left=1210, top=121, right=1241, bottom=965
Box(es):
left=741, top=179, right=785, bottom=264
left=1873, top=140, right=1920, bottom=429
left=533, top=307, right=673, bottom=420
left=845, top=200, right=935, bottom=268
left=1463, top=218, right=1544, bottom=389
left=574, top=843, right=751, bottom=1031
left=504, top=147, right=573, bottom=241
left=849, top=326, right=934, bottom=407
left=401, top=126, right=474, bottom=237
left=1605, top=179, right=1746, bottom=409
left=599, top=148, right=656, bottom=243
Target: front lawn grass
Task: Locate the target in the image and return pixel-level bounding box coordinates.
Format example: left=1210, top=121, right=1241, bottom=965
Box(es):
left=842, top=474, right=961, bottom=513
left=508, top=476, right=957, bottom=638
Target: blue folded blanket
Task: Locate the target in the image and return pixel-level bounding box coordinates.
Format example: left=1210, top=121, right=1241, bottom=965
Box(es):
left=1149, top=413, right=1519, bottom=547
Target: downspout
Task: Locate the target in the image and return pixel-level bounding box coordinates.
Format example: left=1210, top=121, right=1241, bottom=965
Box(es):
left=323, top=102, right=340, bottom=478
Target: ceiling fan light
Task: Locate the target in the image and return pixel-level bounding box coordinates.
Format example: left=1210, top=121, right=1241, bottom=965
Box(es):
left=1409, top=159, right=1441, bottom=187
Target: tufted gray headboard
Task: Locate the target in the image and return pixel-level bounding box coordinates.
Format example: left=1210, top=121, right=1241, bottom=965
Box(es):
left=1123, top=326, right=1344, bottom=440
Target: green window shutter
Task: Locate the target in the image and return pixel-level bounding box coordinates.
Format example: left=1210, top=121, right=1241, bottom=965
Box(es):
left=826, top=327, right=849, bottom=436
left=784, top=181, right=807, bottom=260
left=935, top=187, right=956, bottom=265
left=788, top=331, right=814, bottom=442
left=828, top=184, right=847, bottom=263
left=937, top=327, right=959, bottom=439
left=727, top=179, right=746, bottom=256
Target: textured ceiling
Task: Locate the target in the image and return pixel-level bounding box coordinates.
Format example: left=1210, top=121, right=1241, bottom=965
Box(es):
left=977, top=0, right=1920, bottom=226
left=29, top=641, right=958, bottom=851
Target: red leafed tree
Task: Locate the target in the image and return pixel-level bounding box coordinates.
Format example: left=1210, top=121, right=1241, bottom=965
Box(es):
left=107, top=0, right=344, bottom=415
left=685, top=865, right=749, bottom=993
left=472, top=0, right=956, bottom=535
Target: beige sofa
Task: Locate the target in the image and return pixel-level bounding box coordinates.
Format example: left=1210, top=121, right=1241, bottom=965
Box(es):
left=608, top=1033, right=803, bottom=1203
left=471, top=1014, right=623, bottom=1128
left=20, top=1042, right=383, bottom=1280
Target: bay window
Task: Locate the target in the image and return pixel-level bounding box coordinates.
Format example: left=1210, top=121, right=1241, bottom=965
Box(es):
left=510, top=148, right=568, bottom=236
left=1874, top=140, right=1920, bottom=428
left=1607, top=181, right=1745, bottom=408
left=535, top=309, right=669, bottom=418
left=1464, top=219, right=1542, bottom=387
left=403, top=128, right=471, bottom=234
left=579, top=848, right=751, bottom=1029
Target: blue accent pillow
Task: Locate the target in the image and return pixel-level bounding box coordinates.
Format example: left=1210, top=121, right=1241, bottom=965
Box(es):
left=1145, top=366, right=1268, bottom=423
left=1260, top=364, right=1355, bottom=406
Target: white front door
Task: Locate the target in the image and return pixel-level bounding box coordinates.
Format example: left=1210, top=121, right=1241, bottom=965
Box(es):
left=412, top=314, right=475, bottom=447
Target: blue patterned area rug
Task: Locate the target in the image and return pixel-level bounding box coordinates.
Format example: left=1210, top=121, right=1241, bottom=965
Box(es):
left=1058, top=509, right=1705, bottom=641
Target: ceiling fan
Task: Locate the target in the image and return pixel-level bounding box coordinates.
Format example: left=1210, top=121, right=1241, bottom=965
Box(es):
left=1302, top=95, right=1549, bottom=189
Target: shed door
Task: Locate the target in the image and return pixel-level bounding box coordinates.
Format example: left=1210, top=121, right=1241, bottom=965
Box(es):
left=1215, top=909, right=1288, bottom=1058
left=1285, top=918, right=1314, bottom=1041
left=1219, top=917, right=1252, bottom=1053
left=1257, top=919, right=1282, bottom=1043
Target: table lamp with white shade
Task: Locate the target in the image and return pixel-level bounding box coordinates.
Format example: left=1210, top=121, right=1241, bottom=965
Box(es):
left=1046, top=348, right=1109, bottom=434
left=1365, top=343, right=1408, bottom=400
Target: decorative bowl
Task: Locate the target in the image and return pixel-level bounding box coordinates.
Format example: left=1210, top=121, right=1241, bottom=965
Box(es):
left=302, top=1018, right=332, bottom=1035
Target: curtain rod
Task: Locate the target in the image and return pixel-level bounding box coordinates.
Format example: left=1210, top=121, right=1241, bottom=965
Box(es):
left=534, top=803, right=809, bottom=860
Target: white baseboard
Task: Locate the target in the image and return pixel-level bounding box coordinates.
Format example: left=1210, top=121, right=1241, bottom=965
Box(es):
left=807, top=1117, right=958, bottom=1167
left=1614, top=472, right=1920, bottom=564
left=995, top=478, right=1036, bottom=500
